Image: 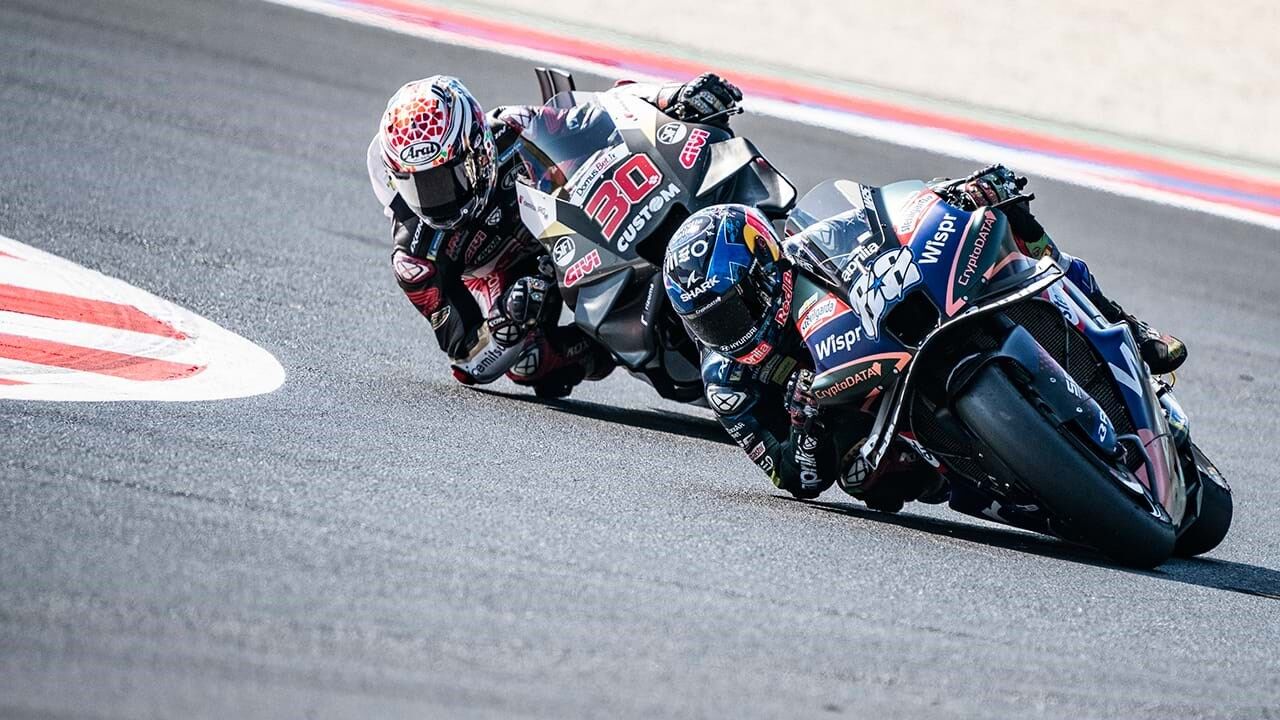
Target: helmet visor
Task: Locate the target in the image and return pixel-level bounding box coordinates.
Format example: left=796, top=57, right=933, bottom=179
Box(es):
left=395, top=157, right=476, bottom=228
left=682, top=279, right=772, bottom=353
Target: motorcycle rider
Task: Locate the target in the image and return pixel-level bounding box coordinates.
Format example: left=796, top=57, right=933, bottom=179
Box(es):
left=368, top=73, right=743, bottom=396
left=661, top=169, right=1187, bottom=504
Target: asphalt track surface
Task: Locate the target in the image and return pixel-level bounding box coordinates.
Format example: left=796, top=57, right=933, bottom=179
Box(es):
left=2, top=1, right=1279, bottom=717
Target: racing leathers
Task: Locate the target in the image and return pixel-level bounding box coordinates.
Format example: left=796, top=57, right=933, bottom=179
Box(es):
left=701, top=273, right=936, bottom=507
left=368, top=75, right=742, bottom=393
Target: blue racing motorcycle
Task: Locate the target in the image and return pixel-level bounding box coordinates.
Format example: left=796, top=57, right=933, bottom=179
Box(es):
left=783, top=171, right=1231, bottom=568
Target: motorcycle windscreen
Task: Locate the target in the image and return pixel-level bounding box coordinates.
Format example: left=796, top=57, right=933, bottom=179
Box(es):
left=516, top=91, right=624, bottom=200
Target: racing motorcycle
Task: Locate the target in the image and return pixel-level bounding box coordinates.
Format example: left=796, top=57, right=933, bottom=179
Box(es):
left=515, top=68, right=795, bottom=402
left=782, top=173, right=1232, bottom=568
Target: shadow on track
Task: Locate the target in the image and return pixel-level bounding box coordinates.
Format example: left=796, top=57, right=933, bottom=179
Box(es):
left=788, top=497, right=1280, bottom=599
left=470, top=387, right=734, bottom=445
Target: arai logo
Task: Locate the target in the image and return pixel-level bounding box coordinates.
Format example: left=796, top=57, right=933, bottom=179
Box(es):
left=399, top=141, right=441, bottom=165
left=657, top=122, right=688, bottom=145
left=552, top=236, right=576, bottom=267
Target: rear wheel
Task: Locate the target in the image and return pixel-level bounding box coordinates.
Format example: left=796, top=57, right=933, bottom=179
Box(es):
left=1174, top=444, right=1232, bottom=557
left=954, top=365, right=1175, bottom=568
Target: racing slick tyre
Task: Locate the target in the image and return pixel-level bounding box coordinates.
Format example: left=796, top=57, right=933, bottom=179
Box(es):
left=1174, top=444, right=1233, bottom=557
left=954, top=365, right=1176, bottom=569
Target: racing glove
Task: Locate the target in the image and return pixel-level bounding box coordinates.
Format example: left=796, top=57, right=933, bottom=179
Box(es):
left=785, top=368, right=821, bottom=435
left=946, top=165, right=1027, bottom=210
left=668, top=73, right=742, bottom=126
left=785, top=369, right=832, bottom=498
left=503, top=276, right=557, bottom=330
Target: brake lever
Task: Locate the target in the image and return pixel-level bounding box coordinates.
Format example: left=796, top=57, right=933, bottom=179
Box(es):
left=991, top=192, right=1035, bottom=210
left=693, top=105, right=744, bottom=126
left=936, top=164, right=1003, bottom=191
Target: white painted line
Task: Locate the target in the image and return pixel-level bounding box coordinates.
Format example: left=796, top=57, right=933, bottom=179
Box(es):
left=0, top=236, right=286, bottom=402
left=263, top=0, right=1280, bottom=231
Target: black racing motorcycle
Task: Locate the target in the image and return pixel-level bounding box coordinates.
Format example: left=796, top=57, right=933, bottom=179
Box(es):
left=514, top=68, right=795, bottom=402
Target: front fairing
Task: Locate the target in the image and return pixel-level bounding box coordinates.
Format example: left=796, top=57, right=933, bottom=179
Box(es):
left=788, top=180, right=1044, bottom=405
left=1048, top=279, right=1187, bottom=524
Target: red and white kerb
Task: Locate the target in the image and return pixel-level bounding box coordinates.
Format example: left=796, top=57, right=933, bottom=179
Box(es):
left=0, top=236, right=284, bottom=402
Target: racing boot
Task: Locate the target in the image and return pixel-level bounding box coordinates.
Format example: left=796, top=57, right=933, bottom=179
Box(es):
left=508, top=326, right=616, bottom=399
left=838, top=442, right=946, bottom=513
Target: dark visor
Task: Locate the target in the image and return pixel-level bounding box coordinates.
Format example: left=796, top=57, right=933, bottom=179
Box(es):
left=682, top=281, right=771, bottom=353
left=396, top=157, right=475, bottom=224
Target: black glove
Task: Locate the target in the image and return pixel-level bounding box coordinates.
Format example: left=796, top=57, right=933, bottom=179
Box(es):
left=503, top=276, right=556, bottom=330
left=670, top=73, right=742, bottom=125
left=951, top=165, right=1027, bottom=210
left=785, top=369, right=821, bottom=435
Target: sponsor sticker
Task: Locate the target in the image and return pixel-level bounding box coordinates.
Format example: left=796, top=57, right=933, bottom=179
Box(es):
left=552, top=236, right=576, bottom=267
left=737, top=341, right=772, bottom=366
left=617, top=182, right=680, bottom=252
left=393, top=250, right=435, bottom=284
left=679, top=128, right=710, bottom=169
left=919, top=212, right=960, bottom=265
left=657, top=121, right=688, bottom=145
left=563, top=249, right=601, bottom=287
left=501, top=167, right=519, bottom=190
left=894, top=191, right=941, bottom=241
left=568, top=143, right=631, bottom=204
left=428, top=306, right=451, bottom=329
left=708, top=388, right=747, bottom=415
left=399, top=141, right=441, bottom=166
left=516, top=184, right=557, bottom=237
left=956, top=212, right=997, bottom=289
left=678, top=275, right=717, bottom=302
left=814, top=361, right=881, bottom=400
left=665, top=236, right=710, bottom=271
left=813, top=326, right=864, bottom=362
left=798, top=296, right=848, bottom=338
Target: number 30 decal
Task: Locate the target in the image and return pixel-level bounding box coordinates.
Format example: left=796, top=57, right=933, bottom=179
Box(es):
left=584, top=154, right=662, bottom=239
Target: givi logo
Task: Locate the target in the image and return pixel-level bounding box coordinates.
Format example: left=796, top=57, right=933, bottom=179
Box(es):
left=0, top=235, right=284, bottom=401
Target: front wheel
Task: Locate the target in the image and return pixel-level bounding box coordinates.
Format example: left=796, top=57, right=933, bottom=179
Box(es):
left=1174, top=444, right=1233, bottom=557
left=953, top=365, right=1175, bottom=568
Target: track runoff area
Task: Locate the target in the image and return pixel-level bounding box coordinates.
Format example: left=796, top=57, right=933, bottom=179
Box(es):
left=272, top=0, right=1280, bottom=231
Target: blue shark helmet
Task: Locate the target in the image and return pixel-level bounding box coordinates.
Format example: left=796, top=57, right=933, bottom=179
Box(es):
left=663, top=204, right=793, bottom=364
